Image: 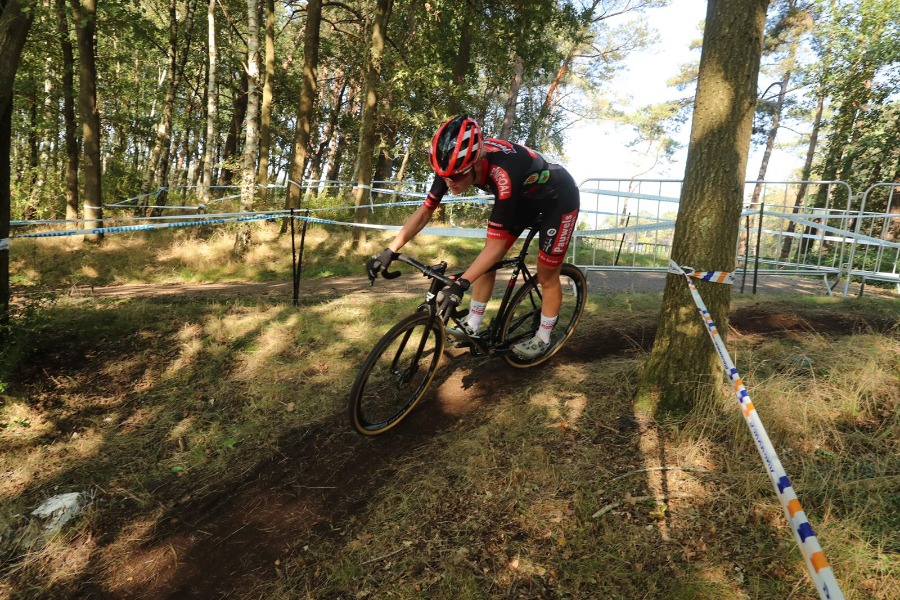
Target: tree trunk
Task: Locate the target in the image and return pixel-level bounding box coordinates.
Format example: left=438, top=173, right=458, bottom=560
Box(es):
left=499, top=54, right=524, bottom=140
left=741, top=72, right=791, bottom=256
left=447, top=0, right=472, bottom=116
left=201, top=0, right=216, bottom=205
left=70, top=0, right=103, bottom=243
left=0, top=0, right=34, bottom=325
left=373, top=92, right=396, bottom=201
left=286, top=0, right=323, bottom=214
left=257, top=0, right=275, bottom=206
left=352, top=0, right=392, bottom=245
left=56, top=0, right=79, bottom=227
left=751, top=72, right=790, bottom=204
left=780, top=84, right=824, bottom=260
left=526, top=0, right=603, bottom=148
left=638, top=0, right=768, bottom=418
left=325, top=131, right=347, bottom=185
left=144, top=0, right=179, bottom=197
left=219, top=73, right=247, bottom=186
left=150, top=0, right=198, bottom=215
left=307, top=72, right=346, bottom=201
left=235, top=0, right=261, bottom=256
left=395, top=126, right=416, bottom=183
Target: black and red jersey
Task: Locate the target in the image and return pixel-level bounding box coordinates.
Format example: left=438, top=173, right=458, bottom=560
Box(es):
left=424, top=138, right=579, bottom=252
left=425, top=138, right=580, bottom=266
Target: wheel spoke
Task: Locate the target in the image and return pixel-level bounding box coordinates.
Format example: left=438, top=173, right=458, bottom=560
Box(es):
left=349, top=313, right=444, bottom=434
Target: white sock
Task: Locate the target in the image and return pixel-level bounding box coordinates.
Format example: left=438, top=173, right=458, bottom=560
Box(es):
left=537, top=313, right=557, bottom=344
left=466, top=300, right=488, bottom=333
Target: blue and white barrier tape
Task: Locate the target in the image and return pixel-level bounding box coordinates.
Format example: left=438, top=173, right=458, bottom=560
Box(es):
left=669, top=259, right=843, bottom=600
left=12, top=213, right=279, bottom=239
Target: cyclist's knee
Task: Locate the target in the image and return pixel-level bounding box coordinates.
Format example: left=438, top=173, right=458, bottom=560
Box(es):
left=536, top=262, right=563, bottom=286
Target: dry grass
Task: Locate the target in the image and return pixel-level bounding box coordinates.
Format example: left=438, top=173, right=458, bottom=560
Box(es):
left=9, top=220, right=488, bottom=291
left=268, top=317, right=899, bottom=599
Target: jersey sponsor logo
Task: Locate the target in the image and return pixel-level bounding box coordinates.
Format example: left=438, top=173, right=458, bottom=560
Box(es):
left=490, top=165, right=512, bottom=199
left=551, top=211, right=578, bottom=254
left=538, top=249, right=563, bottom=267
left=547, top=228, right=557, bottom=237
left=524, top=173, right=538, bottom=185
left=487, top=229, right=516, bottom=245
left=484, top=139, right=516, bottom=154
left=538, top=169, right=550, bottom=184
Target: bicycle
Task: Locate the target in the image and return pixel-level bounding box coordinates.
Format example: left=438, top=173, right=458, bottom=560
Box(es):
left=348, top=222, right=588, bottom=436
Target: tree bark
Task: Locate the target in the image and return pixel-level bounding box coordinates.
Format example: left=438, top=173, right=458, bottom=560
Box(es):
left=395, top=126, right=416, bottom=183
left=201, top=0, right=216, bottom=206
left=235, top=0, right=261, bottom=255
left=56, top=0, right=79, bottom=227
left=447, top=0, right=472, bottom=116
left=0, top=0, right=34, bottom=325
left=144, top=0, right=179, bottom=198
left=307, top=72, right=346, bottom=201
left=352, top=0, right=392, bottom=245
left=257, top=0, right=275, bottom=205
left=751, top=72, right=790, bottom=204
left=219, top=73, right=247, bottom=186
left=70, top=0, right=103, bottom=243
left=286, top=0, right=323, bottom=213
left=638, top=0, right=769, bottom=417
left=500, top=54, right=524, bottom=140
left=780, top=85, right=824, bottom=260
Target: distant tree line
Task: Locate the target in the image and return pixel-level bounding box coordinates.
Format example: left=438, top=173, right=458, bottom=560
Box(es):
left=4, top=0, right=662, bottom=230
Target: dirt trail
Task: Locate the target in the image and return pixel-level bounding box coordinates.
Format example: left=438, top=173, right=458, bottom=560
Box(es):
left=62, top=267, right=876, bottom=303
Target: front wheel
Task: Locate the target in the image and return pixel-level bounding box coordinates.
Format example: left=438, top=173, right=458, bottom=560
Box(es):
left=348, top=311, right=445, bottom=435
left=499, top=263, right=587, bottom=368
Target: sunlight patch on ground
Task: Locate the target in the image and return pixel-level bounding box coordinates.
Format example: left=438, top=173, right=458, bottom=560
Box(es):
left=233, top=314, right=300, bottom=379
left=166, top=323, right=203, bottom=374
left=528, top=391, right=588, bottom=430
left=79, top=265, right=100, bottom=280
left=0, top=429, right=105, bottom=499
left=40, top=533, right=98, bottom=589
left=207, top=306, right=280, bottom=342
left=0, top=401, right=54, bottom=448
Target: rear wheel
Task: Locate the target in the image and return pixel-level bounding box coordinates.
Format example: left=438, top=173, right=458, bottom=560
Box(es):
left=348, top=312, right=445, bottom=435
left=500, top=263, right=587, bottom=368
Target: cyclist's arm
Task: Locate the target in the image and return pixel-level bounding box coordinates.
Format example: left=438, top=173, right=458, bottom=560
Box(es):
left=460, top=237, right=508, bottom=282
left=387, top=203, right=436, bottom=252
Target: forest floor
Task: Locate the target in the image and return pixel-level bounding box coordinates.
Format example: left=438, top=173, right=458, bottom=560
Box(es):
left=4, top=269, right=897, bottom=599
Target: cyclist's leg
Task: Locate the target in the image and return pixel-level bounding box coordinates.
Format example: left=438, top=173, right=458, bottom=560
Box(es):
left=470, top=270, right=496, bottom=304
left=536, top=204, right=580, bottom=321
left=536, top=261, right=563, bottom=317
left=463, top=232, right=517, bottom=332
left=512, top=181, right=579, bottom=357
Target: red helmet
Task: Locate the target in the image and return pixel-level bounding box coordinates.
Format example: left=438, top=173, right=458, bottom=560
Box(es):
left=429, top=115, right=482, bottom=177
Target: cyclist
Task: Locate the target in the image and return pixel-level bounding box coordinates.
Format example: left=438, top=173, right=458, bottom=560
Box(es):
left=367, top=115, right=580, bottom=359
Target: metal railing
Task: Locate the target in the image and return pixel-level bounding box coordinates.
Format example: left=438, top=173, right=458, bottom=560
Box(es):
left=574, top=178, right=900, bottom=296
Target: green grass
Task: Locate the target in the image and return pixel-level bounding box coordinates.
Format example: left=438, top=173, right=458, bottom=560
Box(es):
left=1, top=226, right=898, bottom=599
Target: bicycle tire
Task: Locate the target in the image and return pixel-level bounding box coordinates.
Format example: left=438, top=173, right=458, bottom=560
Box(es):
left=348, top=311, right=446, bottom=435
left=499, top=263, right=587, bottom=368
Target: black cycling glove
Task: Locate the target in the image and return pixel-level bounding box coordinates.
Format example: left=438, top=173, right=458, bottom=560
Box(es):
left=366, top=247, right=399, bottom=283
left=438, top=278, right=470, bottom=318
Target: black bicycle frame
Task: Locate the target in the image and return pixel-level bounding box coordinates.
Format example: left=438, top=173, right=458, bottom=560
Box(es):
left=394, top=224, right=543, bottom=357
